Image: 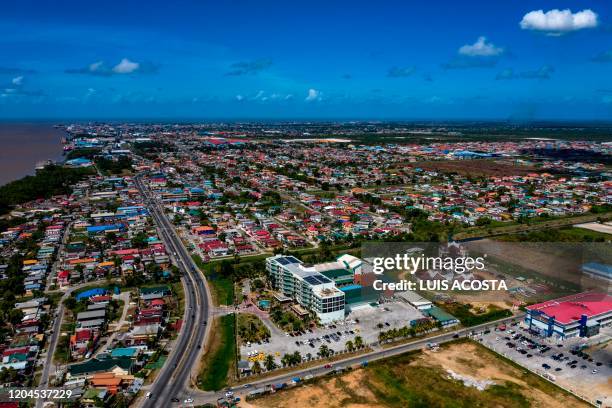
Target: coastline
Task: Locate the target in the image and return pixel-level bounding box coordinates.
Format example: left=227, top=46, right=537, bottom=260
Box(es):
left=0, top=122, right=65, bottom=186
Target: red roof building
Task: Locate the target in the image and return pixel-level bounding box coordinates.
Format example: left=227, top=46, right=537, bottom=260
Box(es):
left=525, top=292, right=612, bottom=339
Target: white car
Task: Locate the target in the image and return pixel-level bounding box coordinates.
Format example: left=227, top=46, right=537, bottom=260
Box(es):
left=225, top=391, right=234, bottom=398
left=184, top=398, right=194, bottom=404
left=145, top=392, right=151, bottom=399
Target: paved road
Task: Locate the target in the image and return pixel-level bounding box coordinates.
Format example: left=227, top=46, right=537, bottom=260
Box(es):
left=186, top=314, right=522, bottom=405
left=36, top=279, right=118, bottom=408
left=135, top=176, right=213, bottom=408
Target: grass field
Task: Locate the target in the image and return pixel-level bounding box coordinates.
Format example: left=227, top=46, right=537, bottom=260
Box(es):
left=192, top=254, right=235, bottom=306
left=499, top=226, right=612, bottom=242
left=245, top=340, right=587, bottom=408
left=197, top=313, right=237, bottom=391
left=454, top=212, right=612, bottom=240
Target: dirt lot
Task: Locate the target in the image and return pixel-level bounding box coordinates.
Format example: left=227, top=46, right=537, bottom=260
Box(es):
left=465, top=240, right=584, bottom=289
left=407, top=159, right=539, bottom=177
left=243, top=341, right=587, bottom=408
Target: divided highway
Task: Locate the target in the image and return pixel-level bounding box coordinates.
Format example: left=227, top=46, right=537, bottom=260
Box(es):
left=135, top=176, right=212, bottom=407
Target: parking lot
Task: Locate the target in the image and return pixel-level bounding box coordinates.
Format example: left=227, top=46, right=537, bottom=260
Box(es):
left=475, top=323, right=611, bottom=406
left=240, top=301, right=426, bottom=365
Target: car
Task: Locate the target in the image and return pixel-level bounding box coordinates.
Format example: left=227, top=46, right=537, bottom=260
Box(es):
left=184, top=398, right=194, bottom=404
left=592, top=369, right=598, bottom=374
left=324, top=364, right=332, bottom=368
left=145, top=392, right=152, bottom=399
left=225, top=391, right=233, bottom=398
left=570, top=365, right=577, bottom=369
left=580, top=365, right=587, bottom=369
left=171, top=398, right=180, bottom=402
left=243, top=383, right=252, bottom=388
left=555, top=368, right=562, bottom=372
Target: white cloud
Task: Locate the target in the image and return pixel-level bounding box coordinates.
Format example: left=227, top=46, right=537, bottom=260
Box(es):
left=112, top=58, right=140, bottom=74
left=459, top=37, right=503, bottom=57
left=520, top=9, right=598, bottom=35
left=12, top=76, right=23, bottom=86
left=253, top=90, right=265, bottom=101
left=89, top=61, right=104, bottom=72
left=305, top=88, right=321, bottom=102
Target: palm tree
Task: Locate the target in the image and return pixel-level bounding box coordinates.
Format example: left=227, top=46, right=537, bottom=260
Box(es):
left=306, top=352, right=313, bottom=361
left=291, top=351, right=302, bottom=365
left=264, top=354, right=277, bottom=371
left=252, top=360, right=262, bottom=374
left=345, top=340, right=354, bottom=352
left=318, top=344, right=330, bottom=358
left=354, top=336, right=364, bottom=349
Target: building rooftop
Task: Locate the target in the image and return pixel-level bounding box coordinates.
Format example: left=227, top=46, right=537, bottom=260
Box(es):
left=526, top=292, right=612, bottom=325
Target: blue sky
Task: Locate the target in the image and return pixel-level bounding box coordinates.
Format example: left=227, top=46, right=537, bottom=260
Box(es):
left=2, top=0, right=612, bottom=120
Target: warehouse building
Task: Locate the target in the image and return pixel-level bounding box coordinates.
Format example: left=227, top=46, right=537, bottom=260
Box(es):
left=525, top=292, right=612, bottom=339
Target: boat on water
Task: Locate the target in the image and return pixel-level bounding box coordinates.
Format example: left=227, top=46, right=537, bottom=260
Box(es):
left=35, top=159, right=54, bottom=170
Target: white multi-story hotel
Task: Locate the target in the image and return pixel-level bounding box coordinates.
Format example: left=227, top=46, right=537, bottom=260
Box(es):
left=266, top=255, right=346, bottom=323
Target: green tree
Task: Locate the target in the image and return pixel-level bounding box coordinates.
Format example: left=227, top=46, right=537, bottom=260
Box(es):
left=318, top=344, right=331, bottom=358
left=264, top=354, right=277, bottom=371
left=354, top=336, right=364, bottom=349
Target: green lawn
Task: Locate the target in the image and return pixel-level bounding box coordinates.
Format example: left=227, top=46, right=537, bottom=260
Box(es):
left=192, top=255, right=235, bottom=306
left=198, top=313, right=236, bottom=391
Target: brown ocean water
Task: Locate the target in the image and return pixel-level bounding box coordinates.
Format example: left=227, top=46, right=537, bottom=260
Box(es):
left=0, top=123, right=65, bottom=185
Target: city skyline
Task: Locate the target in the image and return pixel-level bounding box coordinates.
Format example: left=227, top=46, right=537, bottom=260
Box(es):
left=2, top=1, right=612, bottom=120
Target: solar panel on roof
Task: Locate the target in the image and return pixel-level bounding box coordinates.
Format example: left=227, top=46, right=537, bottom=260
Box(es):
left=277, top=256, right=300, bottom=266
left=304, top=276, right=322, bottom=285
left=277, top=257, right=291, bottom=265
left=316, top=275, right=331, bottom=284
